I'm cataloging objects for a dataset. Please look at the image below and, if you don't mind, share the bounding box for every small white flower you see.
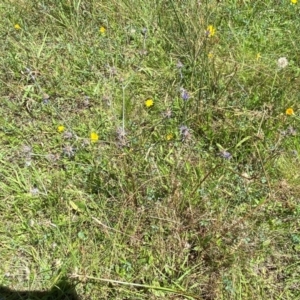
[63,131,73,139]
[28,219,35,227]
[22,145,32,154]
[129,28,136,35]
[177,60,183,68]
[30,187,39,196]
[25,158,32,167]
[277,57,288,69]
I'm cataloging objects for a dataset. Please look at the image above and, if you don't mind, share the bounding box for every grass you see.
[1,0,300,299]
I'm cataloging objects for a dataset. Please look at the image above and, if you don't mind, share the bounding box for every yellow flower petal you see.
[90,132,99,142]
[286,108,294,116]
[256,53,261,60]
[166,133,173,141]
[14,24,21,30]
[206,25,216,37]
[145,98,154,108]
[99,26,106,34]
[57,125,65,132]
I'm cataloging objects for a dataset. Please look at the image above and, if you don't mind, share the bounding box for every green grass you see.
[1,0,300,299]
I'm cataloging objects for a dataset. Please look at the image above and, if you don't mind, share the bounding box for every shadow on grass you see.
[0,278,79,300]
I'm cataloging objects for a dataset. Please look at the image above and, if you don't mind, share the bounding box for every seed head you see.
[63,145,75,157]
[277,57,288,69]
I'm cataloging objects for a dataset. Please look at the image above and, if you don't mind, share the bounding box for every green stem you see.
[72,274,203,300]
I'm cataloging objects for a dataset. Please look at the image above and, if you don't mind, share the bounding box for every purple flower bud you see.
[180,88,189,101]
[219,150,232,159]
[179,125,191,141]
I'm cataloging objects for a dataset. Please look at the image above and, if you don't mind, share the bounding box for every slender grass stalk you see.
[122,84,126,132]
[72,274,203,300]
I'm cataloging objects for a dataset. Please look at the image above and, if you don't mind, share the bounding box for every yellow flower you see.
[206,25,216,37]
[286,108,294,115]
[145,98,154,108]
[90,132,99,142]
[57,125,65,132]
[208,52,214,59]
[99,26,106,34]
[14,24,21,30]
[166,133,173,141]
[256,53,261,60]
[291,0,297,4]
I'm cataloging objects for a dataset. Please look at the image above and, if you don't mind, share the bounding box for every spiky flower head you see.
[145,98,154,108]
[63,145,75,157]
[180,88,190,101]
[162,108,172,119]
